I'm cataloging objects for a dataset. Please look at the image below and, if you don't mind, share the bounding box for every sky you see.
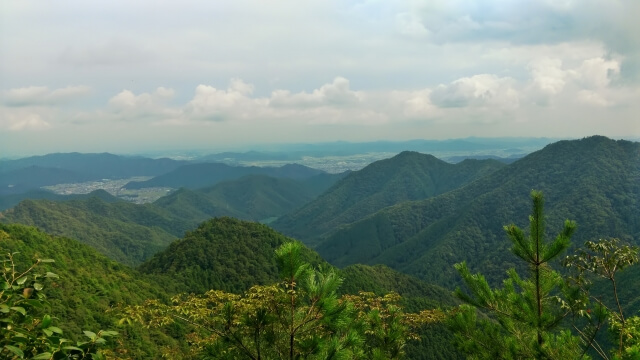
[1,0,639,156]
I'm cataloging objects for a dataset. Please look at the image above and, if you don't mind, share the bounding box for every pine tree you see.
[448,190,581,359]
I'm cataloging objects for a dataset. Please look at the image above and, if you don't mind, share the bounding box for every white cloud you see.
[185,80,264,122]
[395,12,430,38]
[108,87,178,120]
[572,57,621,89]
[0,107,52,131]
[269,77,361,108]
[3,86,91,107]
[400,89,439,118]
[430,74,519,110]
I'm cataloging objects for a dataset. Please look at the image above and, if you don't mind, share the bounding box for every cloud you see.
[0,107,52,131]
[3,86,91,107]
[430,74,519,109]
[108,87,178,120]
[395,12,430,38]
[269,77,361,108]
[572,57,621,89]
[185,79,263,122]
[525,55,623,107]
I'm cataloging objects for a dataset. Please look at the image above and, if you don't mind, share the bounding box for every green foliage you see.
[0,242,116,359]
[449,190,584,359]
[0,197,186,266]
[124,242,444,359]
[139,217,323,294]
[0,223,184,358]
[564,238,640,359]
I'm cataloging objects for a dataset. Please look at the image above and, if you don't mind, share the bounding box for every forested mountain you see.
[0,192,188,265]
[138,217,323,294]
[273,151,505,242]
[1,218,462,358]
[0,223,181,358]
[138,217,462,359]
[156,173,345,223]
[0,189,74,211]
[0,152,187,195]
[124,162,325,189]
[0,172,345,265]
[314,136,640,288]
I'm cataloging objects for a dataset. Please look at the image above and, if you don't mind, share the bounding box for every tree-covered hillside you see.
[0,171,345,265]
[156,174,335,223]
[0,193,189,265]
[315,136,640,288]
[1,217,463,359]
[137,217,462,359]
[0,223,181,358]
[138,217,323,294]
[273,151,505,242]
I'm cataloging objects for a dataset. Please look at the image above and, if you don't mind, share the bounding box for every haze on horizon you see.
[1,0,639,157]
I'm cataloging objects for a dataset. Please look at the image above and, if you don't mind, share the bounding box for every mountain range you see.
[273,151,506,243]
[307,136,640,288]
[0,135,638,358]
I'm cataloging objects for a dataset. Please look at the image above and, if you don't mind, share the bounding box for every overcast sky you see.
[1,0,639,156]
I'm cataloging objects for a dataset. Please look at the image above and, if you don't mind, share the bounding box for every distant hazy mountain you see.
[273,151,506,242]
[0,152,188,194]
[0,166,93,195]
[0,152,187,177]
[314,136,640,288]
[443,154,523,164]
[252,137,553,155]
[124,162,326,189]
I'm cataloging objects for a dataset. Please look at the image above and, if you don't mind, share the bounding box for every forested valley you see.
[1,136,639,359]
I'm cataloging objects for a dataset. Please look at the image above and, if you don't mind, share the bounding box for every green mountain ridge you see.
[156,173,344,223]
[273,151,506,242]
[314,136,640,288]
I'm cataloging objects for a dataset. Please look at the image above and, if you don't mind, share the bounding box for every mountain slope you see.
[316,136,640,287]
[0,193,188,265]
[0,171,345,265]
[155,175,321,223]
[124,162,325,189]
[138,217,326,294]
[139,217,462,359]
[273,151,505,242]
[0,223,181,358]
